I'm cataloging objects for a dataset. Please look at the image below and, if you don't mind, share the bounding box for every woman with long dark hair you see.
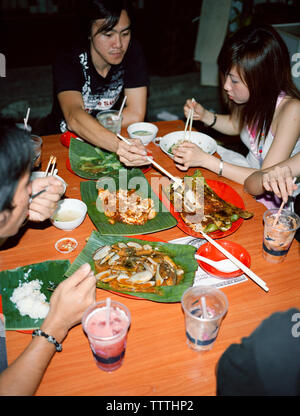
[174,24,300,207]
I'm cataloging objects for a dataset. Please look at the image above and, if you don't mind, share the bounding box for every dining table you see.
[1,119,300,397]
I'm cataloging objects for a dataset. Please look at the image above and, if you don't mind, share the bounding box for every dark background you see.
[0,0,299,76]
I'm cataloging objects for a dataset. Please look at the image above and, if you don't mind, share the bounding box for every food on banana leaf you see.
[97,188,157,225]
[93,241,184,293]
[78,150,123,175]
[169,170,253,233]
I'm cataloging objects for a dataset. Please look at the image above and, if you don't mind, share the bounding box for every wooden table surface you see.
[2,120,300,396]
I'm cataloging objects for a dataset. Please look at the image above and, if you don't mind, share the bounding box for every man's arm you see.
[0,264,96,396]
[121,86,147,128]
[58,90,120,152]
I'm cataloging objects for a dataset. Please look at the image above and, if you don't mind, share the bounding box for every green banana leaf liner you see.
[0,260,70,330]
[69,138,126,180]
[80,168,177,235]
[65,232,198,302]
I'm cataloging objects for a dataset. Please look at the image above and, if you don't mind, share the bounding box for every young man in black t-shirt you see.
[45,0,149,167]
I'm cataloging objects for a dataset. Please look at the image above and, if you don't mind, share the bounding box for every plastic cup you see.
[82,300,131,372]
[30,134,43,171]
[16,122,32,133]
[181,286,228,352]
[263,209,300,263]
[96,110,122,134]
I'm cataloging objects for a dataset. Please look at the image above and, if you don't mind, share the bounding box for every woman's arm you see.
[184,99,240,136]
[173,143,257,184]
[175,98,300,185]
[244,154,300,202]
[0,264,96,396]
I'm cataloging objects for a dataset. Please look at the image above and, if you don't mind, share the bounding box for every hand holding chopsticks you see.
[199,230,269,292]
[184,98,195,141]
[117,133,183,187]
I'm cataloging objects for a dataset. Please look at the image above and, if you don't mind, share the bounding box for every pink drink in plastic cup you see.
[82,300,131,372]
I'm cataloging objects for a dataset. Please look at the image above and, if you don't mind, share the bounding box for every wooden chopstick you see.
[44,155,57,177]
[117,133,183,187]
[188,106,194,141]
[184,109,191,141]
[50,157,57,176]
[199,230,269,292]
[44,155,54,177]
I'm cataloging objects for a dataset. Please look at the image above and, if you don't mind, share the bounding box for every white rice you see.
[10,280,50,319]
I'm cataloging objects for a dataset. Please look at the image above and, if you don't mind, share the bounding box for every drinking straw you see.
[105,297,111,327]
[201,296,209,319]
[118,96,127,119]
[272,201,285,227]
[24,107,31,130]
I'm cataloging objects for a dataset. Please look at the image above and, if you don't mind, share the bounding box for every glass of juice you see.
[82,299,131,372]
[263,209,300,263]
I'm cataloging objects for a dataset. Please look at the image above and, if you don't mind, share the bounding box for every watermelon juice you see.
[82,300,131,372]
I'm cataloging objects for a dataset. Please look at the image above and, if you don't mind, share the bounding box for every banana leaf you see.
[80,168,177,235]
[65,232,198,302]
[0,260,70,330]
[69,138,125,179]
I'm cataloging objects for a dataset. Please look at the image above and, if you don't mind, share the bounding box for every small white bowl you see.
[127,122,158,145]
[51,198,87,231]
[31,171,67,194]
[160,130,217,159]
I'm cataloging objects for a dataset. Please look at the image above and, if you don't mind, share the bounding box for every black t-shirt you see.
[217,308,300,396]
[45,38,149,134]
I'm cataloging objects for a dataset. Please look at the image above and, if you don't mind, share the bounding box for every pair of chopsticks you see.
[183,98,195,141]
[29,155,58,203]
[44,155,57,177]
[199,230,269,292]
[117,133,183,188]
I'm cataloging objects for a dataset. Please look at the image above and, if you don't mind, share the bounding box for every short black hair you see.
[0,121,33,212]
[78,0,134,38]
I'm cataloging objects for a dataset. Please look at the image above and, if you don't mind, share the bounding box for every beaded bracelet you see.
[205,112,217,128]
[32,329,62,352]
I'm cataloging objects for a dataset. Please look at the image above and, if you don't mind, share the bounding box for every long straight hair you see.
[218,24,300,142]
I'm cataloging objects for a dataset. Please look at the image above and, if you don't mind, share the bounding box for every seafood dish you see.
[93,241,185,293]
[169,170,253,234]
[97,188,157,225]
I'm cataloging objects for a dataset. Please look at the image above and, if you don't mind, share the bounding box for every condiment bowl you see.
[127,122,158,145]
[31,171,67,194]
[51,198,87,231]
